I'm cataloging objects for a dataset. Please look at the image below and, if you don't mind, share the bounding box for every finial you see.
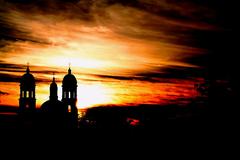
[68,63,71,74]
[52,72,55,82]
[26,62,30,74]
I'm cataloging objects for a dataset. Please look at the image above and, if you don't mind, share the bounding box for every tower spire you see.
[26,62,30,74]
[53,72,55,82]
[50,72,58,100]
[68,63,71,74]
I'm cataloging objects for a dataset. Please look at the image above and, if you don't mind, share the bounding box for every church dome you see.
[40,75,66,118]
[41,100,66,114]
[62,68,77,87]
[40,99,67,128]
[20,66,35,87]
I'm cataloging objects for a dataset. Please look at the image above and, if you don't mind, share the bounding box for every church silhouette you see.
[19,65,78,128]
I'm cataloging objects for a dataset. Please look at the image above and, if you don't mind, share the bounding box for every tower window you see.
[26,91,29,98]
[73,92,75,98]
[68,92,71,99]
[68,105,71,113]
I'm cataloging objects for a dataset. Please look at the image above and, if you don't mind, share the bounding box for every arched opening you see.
[68,92,71,99]
[73,92,75,98]
[68,105,71,113]
[64,92,66,98]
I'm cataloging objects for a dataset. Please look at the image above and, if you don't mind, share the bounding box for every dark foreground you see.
[0,96,238,129]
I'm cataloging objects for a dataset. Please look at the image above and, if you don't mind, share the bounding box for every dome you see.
[40,100,67,128]
[63,74,77,85]
[20,67,35,87]
[62,68,77,86]
[41,100,66,114]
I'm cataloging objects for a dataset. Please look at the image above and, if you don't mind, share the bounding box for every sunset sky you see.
[0,0,236,108]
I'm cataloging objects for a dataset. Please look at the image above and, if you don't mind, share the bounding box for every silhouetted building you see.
[40,75,66,127]
[41,75,66,114]
[18,65,79,128]
[19,65,36,113]
[62,67,78,127]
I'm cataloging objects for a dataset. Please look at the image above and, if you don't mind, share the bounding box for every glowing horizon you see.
[0,65,201,109]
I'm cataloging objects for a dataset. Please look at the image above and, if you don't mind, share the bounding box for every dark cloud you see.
[136,65,206,81]
[90,1,220,48]
[182,54,209,68]
[0,61,66,82]
[0,71,63,83]
[0,12,52,49]
[0,62,25,82]
[5,0,94,21]
[0,0,232,48]
[92,64,205,83]
[0,73,19,82]
[93,74,134,81]
[0,90,9,95]
[0,0,89,49]
[93,73,163,83]
[0,60,25,71]
[0,0,237,83]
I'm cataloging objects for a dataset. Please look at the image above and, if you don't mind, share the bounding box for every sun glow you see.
[76,83,113,109]
[50,57,105,69]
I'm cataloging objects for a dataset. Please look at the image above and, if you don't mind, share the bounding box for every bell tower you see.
[62,67,78,125]
[19,64,36,113]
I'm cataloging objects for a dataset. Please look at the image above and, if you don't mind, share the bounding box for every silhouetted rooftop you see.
[62,68,77,86]
[41,100,65,114]
[20,66,35,87]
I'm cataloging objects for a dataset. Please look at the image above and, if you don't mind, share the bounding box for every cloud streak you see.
[0,90,9,95]
[0,0,234,80]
